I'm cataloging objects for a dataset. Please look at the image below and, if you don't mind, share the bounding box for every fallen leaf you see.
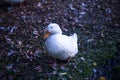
[99,76,106,80]
[34,66,42,72]
[59,72,67,76]
[93,62,97,66]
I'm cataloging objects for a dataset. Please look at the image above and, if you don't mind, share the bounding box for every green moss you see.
[88,41,117,65]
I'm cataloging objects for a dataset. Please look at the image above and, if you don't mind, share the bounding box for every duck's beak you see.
[43,31,50,39]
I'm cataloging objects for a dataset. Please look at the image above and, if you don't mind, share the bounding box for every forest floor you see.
[0,0,120,80]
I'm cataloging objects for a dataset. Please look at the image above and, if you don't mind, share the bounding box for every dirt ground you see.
[0,0,119,80]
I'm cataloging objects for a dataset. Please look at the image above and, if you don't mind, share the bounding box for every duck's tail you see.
[71,33,77,42]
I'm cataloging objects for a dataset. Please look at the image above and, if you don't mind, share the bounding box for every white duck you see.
[3,0,25,4]
[44,23,78,63]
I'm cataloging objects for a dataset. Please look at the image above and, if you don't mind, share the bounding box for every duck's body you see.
[45,33,78,60]
[3,0,25,4]
[44,23,78,62]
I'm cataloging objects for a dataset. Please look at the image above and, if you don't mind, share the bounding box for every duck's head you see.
[44,23,62,39]
[47,23,62,34]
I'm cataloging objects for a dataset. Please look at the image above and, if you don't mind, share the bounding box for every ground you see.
[0,0,120,80]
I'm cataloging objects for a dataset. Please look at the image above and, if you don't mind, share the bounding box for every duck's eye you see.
[51,26,53,28]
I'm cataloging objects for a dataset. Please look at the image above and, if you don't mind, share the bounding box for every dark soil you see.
[0,0,119,80]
